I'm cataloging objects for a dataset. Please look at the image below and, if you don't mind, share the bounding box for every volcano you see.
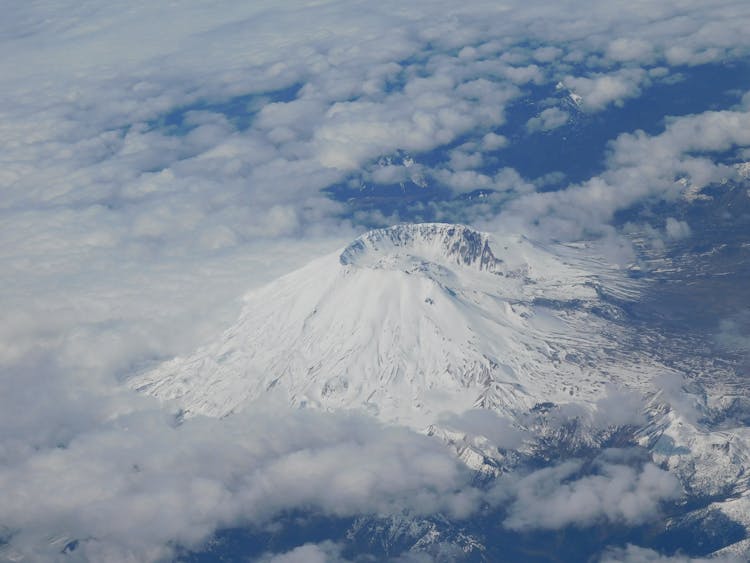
[131,223,659,426]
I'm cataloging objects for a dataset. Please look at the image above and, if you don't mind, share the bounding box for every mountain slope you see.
[131,223,661,426]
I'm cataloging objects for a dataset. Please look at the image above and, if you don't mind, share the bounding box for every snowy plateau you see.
[132,223,750,558]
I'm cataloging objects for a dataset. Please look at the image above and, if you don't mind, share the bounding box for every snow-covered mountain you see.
[131,223,664,427]
[130,222,750,558]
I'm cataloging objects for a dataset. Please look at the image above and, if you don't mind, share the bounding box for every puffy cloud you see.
[599,544,741,563]
[497,105,750,246]
[563,69,650,112]
[665,217,692,240]
[715,310,750,354]
[2,0,750,282]
[0,391,482,561]
[499,455,681,531]
[592,385,647,429]
[432,166,535,195]
[259,542,347,563]
[606,38,654,63]
[526,107,570,132]
[533,46,563,63]
[652,373,703,425]
[0,231,349,380]
[448,146,485,171]
[481,132,509,150]
[3,1,750,560]
[259,541,465,563]
[438,409,528,450]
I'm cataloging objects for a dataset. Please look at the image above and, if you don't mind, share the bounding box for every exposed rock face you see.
[340,223,502,272]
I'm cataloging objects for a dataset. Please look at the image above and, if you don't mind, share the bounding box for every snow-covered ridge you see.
[131,223,663,427]
[340,223,501,272]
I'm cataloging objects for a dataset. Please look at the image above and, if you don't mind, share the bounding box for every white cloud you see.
[606,38,654,63]
[563,69,649,112]
[653,373,703,426]
[665,217,691,240]
[2,0,750,275]
[3,1,750,559]
[526,107,570,132]
[481,132,509,150]
[497,104,750,246]
[499,457,681,531]
[592,386,647,429]
[716,311,750,354]
[533,46,563,63]
[448,146,484,170]
[600,544,741,563]
[0,394,482,561]
[438,409,528,450]
[432,166,535,195]
[260,542,347,563]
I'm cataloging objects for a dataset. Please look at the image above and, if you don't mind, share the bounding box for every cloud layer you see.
[499,455,681,531]
[0,394,481,561]
[3,1,750,561]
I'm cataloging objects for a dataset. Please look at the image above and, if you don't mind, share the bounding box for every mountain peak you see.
[339,223,501,271]
[131,222,656,426]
